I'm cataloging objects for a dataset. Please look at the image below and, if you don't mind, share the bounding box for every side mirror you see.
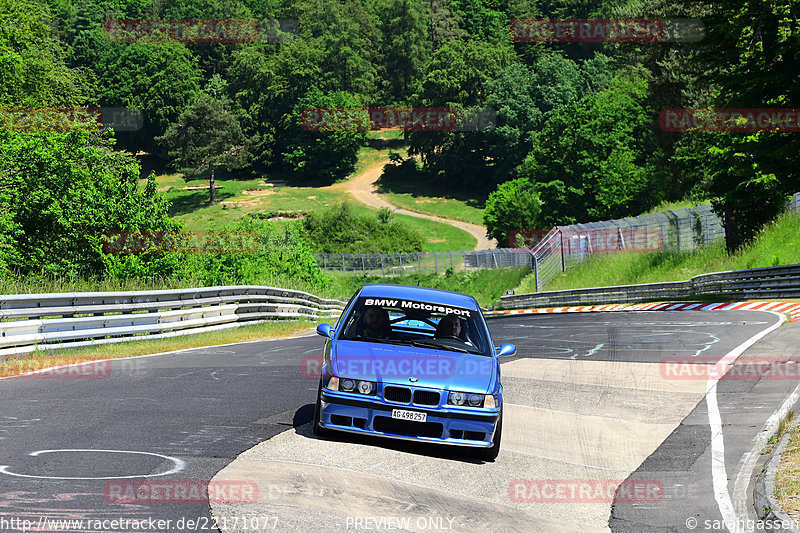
[495,343,516,357]
[316,323,334,339]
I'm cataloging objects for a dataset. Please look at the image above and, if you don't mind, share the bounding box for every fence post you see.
[417,253,421,274]
[434,253,438,274]
[323,254,327,269]
[341,254,345,273]
[361,255,365,274]
[533,255,539,292]
[560,230,565,272]
[449,251,453,269]
[380,255,384,277]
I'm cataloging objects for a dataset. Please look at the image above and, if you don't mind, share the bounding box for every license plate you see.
[391,409,427,422]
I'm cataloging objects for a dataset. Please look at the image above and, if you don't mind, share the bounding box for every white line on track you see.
[705,311,785,533]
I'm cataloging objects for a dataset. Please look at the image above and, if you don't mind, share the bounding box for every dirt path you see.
[330,158,497,250]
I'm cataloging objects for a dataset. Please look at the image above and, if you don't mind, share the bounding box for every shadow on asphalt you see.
[291,404,489,464]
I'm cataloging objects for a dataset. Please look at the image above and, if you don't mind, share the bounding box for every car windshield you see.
[338,296,491,356]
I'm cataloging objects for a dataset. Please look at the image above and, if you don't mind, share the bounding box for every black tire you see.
[480,407,503,462]
[313,381,330,437]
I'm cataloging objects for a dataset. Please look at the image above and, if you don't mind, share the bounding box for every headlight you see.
[468,394,483,407]
[449,391,466,406]
[333,377,377,396]
[448,391,494,408]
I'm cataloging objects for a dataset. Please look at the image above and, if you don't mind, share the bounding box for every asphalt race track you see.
[1,311,797,533]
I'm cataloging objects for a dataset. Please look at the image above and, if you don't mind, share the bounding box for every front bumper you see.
[319,390,500,447]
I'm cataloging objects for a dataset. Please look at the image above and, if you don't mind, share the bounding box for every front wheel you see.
[480,407,502,462]
[313,381,330,437]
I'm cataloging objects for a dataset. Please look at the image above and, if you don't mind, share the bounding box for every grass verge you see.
[0,319,317,378]
[516,211,800,293]
[774,415,800,525]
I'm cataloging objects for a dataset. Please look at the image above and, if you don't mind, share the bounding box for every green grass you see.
[322,267,530,309]
[375,159,486,225]
[515,211,800,293]
[144,142,477,251]
[643,197,711,214]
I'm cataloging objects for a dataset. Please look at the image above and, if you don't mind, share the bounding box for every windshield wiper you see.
[410,339,468,353]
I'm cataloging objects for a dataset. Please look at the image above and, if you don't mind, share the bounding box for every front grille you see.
[383,386,412,403]
[373,417,444,438]
[413,390,440,406]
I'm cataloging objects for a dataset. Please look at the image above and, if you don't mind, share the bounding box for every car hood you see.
[332,340,495,393]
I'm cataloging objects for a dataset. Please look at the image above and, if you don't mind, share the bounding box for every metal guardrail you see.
[0,286,345,358]
[500,263,800,309]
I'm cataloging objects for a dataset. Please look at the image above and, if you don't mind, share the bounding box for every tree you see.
[0,0,94,107]
[674,0,800,250]
[377,0,429,102]
[0,129,177,276]
[280,87,368,183]
[521,72,665,225]
[483,177,542,246]
[157,77,251,204]
[95,42,202,151]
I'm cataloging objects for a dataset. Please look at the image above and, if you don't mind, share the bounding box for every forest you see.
[0,0,798,283]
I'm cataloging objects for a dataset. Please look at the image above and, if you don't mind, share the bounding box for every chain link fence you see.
[315,193,800,284]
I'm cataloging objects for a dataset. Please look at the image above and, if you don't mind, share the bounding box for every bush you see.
[303,202,424,253]
[186,218,328,289]
[483,178,542,246]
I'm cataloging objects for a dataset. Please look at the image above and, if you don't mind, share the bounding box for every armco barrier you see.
[500,263,800,309]
[0,286,345,358]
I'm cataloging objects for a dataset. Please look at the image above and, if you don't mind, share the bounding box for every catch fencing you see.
[500,263,800,309]
[314,249,535,276]
[315,193,800,288]
[0,286,345,358]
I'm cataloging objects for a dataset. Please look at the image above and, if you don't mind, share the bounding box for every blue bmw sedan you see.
[313,284,516,461]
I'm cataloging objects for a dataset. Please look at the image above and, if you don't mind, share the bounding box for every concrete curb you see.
[485,300,800,322]
[754,417,800,531]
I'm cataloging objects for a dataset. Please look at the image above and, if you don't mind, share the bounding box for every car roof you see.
[358,284,479,310]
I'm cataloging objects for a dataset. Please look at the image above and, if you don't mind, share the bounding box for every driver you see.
[361,306,391,339]
[434,314,462,339]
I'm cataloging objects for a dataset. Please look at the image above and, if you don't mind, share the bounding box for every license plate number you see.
[391,409,427,422]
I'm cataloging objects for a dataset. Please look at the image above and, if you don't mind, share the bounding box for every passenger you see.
[434,314,462,339]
